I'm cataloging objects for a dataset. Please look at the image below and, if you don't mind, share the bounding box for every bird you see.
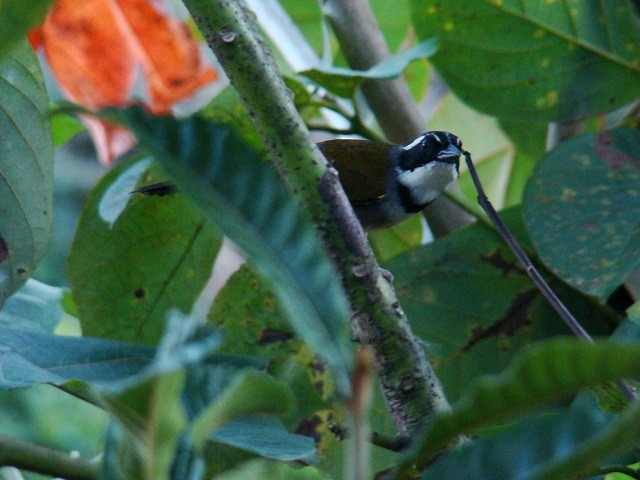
[317,130,462,230]
[132,131,462,230]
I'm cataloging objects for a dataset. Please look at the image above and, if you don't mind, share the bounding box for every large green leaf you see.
[0,1,53,58]
[68,155,221,344]
[410,0,640,122]
[421,394,626,480]
[0,42,53,303]
[385,207,615,400]
[299,39,437,98]
[523,128,640,300]
[400,340,640,472]
[98,107,353,395]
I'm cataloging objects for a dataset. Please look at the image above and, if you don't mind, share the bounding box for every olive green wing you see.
[318,139,392,205]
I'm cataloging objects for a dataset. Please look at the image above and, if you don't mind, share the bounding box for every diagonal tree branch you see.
[182,0,451,435]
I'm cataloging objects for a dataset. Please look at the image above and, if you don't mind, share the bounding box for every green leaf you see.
[50,113,85,147]
[210,264,301,357]
[209,415,316,462]
[410,0,640,122]
[98,107,353,396]
[523,128,640,299]
[385,207,615,400]
[0,41,54,302]
[299,38,437,97]
[67,155,221,344]
[0,279,64,332]
[401,339,640,472]
[421,394,622,480]
[190,372,294,449]
[212,459,327,480]
[0,1,53,58]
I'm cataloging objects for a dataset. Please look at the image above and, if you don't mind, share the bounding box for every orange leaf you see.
[115,0,218,114]
[33,0,218,162]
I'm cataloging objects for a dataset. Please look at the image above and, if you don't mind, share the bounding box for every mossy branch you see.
[182,0,451,435]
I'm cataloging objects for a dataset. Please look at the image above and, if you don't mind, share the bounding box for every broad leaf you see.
[401,340,640,472]
[385,207,615,400]
[410,0,640,121]
[68,155,221,344]
[0,1,53,58]
[299,39,437,97]
[421,394,625,480]
[98,108,353,395]
[523,129,640,299]
[0,42,53,303]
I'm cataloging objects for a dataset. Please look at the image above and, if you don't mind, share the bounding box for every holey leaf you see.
[95,108,354,396]
[410,0,640,122]
[0,41,53,303]
[523,129,640,300]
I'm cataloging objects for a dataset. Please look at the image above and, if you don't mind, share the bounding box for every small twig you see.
[463,150,638,403]
[0,436,99,480]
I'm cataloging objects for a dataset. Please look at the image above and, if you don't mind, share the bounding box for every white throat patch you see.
[396,161,458,205]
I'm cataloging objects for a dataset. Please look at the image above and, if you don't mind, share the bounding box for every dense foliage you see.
[0,1,639,479]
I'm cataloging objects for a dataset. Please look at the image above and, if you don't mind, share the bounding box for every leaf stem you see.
[0,436,99,480]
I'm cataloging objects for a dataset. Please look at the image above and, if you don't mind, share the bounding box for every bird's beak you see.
[437,144,462,164]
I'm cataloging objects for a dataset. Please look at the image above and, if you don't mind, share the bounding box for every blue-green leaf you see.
[523,129,640,299]
[299,38,437,97]
[0,41,53,302]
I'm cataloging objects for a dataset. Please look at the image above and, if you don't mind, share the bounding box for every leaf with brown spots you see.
[524,129,640,300]
[385,207,617,401]
[411,0,640,121]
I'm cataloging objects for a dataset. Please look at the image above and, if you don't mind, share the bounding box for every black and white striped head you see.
[395,131,462,208]
[398,131,462,172]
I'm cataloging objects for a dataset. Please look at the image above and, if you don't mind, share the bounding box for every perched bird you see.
[132,131,462,230]
[318,131,462,230]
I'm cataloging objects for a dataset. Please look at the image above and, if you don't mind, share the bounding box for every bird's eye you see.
[420,135,444,160]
